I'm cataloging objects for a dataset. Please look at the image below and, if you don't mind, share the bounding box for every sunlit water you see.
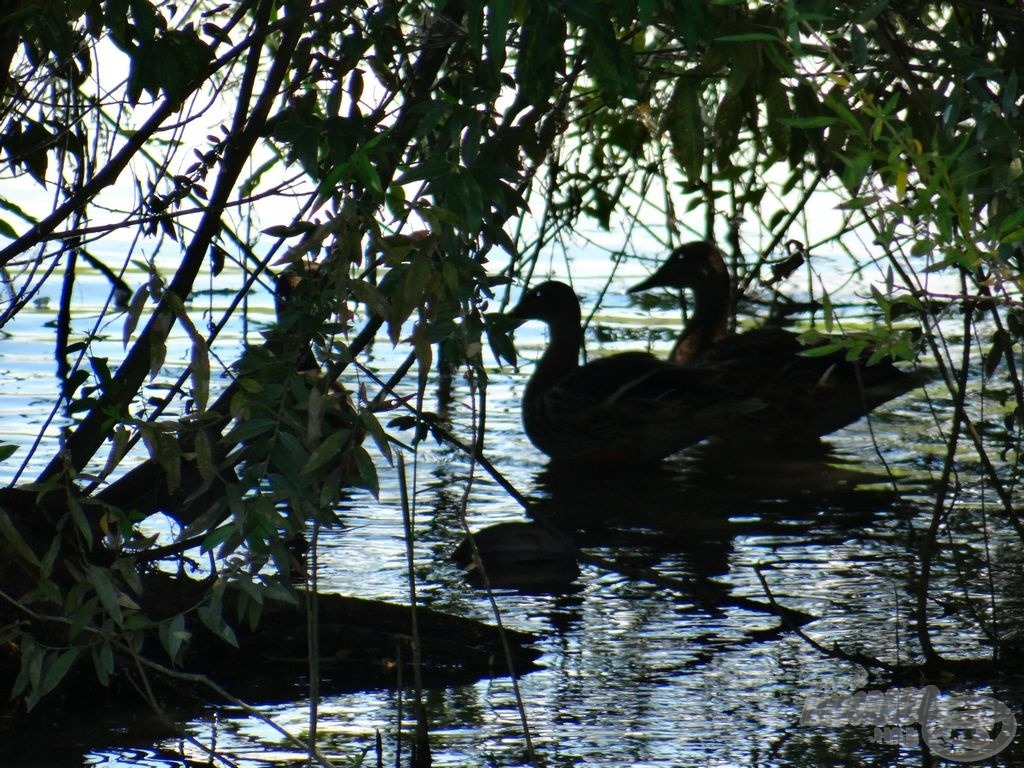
[2,249,1022,767]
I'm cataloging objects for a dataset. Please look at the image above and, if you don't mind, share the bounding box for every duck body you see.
[454,521,580,591]
[629,241,922,446]
[509,281,753,465]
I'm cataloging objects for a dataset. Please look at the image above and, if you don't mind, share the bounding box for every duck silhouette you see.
[509,280,758,464]
[628,241,923,446]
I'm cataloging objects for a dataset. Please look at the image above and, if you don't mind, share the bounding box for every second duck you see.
[628,241,923,446]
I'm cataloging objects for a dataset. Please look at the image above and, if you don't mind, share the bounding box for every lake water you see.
[1,245,1022,767]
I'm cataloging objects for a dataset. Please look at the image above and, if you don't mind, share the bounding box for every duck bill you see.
[507,303,529,322]
[627,272,667,294]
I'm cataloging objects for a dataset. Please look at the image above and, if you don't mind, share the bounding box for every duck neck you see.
[530,314,584,393]
[670,278,730,364]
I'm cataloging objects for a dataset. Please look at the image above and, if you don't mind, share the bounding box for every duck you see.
[453,521,580,591]
[627,241,922,445]
[508,280,757,465]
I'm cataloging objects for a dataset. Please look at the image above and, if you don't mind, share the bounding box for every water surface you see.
[1,254,1020,767]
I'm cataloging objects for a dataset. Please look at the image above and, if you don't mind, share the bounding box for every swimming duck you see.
[508,281,755,464]
[628,241,922,444]
[454,521,580,591]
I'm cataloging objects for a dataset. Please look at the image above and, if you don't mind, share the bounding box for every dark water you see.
[1,260,1022,766]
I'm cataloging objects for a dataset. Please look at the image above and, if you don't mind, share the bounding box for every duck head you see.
[627,241,731,365]
[628,240,727,294]
[508,280,582,326]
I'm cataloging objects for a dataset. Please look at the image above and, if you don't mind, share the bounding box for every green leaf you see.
[486,0,511,74]
[112,556,143,598]
[38,648,80,702]
[169,301,210,411]
[198,603,239,648]
[274,430,308,477]
[762,73,793,154]
[68,595,98,641]
[319,133,387,199]
[350,150,384,200]
[230,572,266,608]
[158,613,190,663]
[445,168,484,230]
[194,427,216,483]
[12,635,39,700]
[148,312,170,377]
[0,196,36,227]
[485,312,519,367]
[68,496,93,550]
[359,410,395,465]
[122,285,148,347]
[516,1,566,106]
[39,533,61,580]
[566,3,637,100]
[129,0,161,42]
[348,446,379,497]
[0,509,41,567]
[715,32,780,42]
[140,428,181,494]
[157,30,213,103]
[798,340,848,358]
[127,28,212,105]
[779,116,838,128]
[302,429,351,478]
[666,77,705,183]
[24,647,80,709]
[92,641,114,686]
[997,206,1024,238]
[395,157,451,186]
[855,0,892,23]
[223,417,277,444]
[88,564,124,626]
[201,523,238,553]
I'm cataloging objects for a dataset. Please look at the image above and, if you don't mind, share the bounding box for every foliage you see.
[0,0,1022,717]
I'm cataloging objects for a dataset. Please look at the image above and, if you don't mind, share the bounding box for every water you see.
[1,252,1022,766]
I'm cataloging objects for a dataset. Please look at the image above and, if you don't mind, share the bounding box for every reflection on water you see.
[3,269,1023,767]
